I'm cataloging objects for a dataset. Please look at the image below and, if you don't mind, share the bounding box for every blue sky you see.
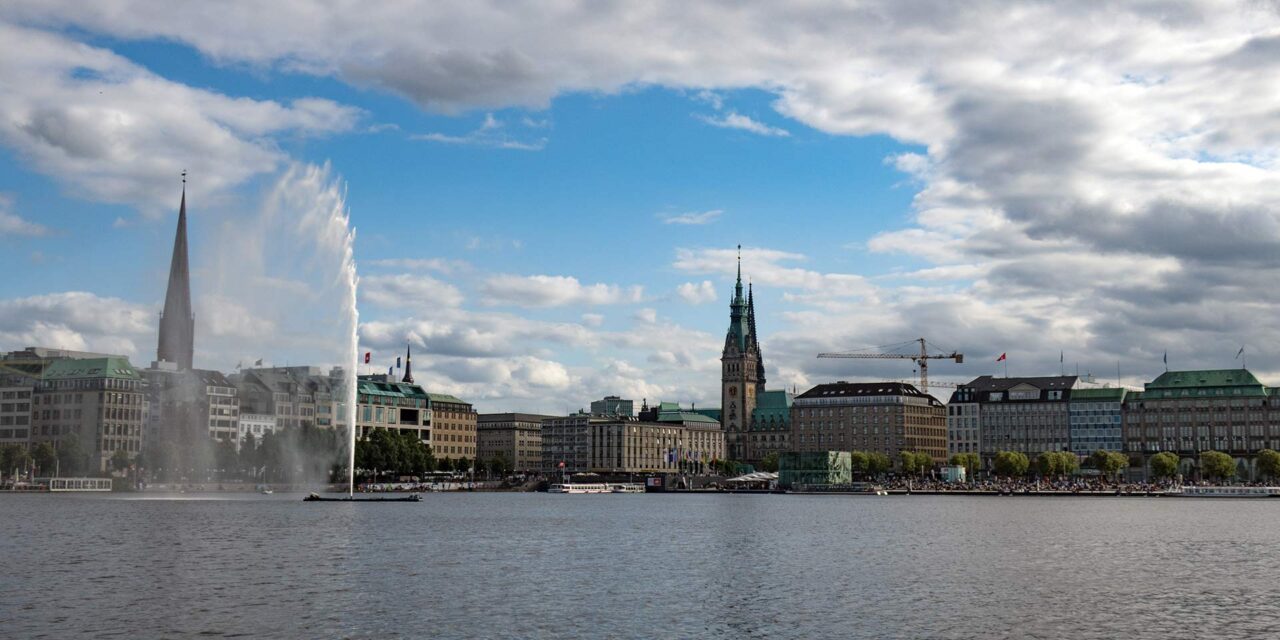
[4,3,1280,411]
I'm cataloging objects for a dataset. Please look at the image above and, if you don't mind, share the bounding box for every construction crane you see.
[817,338,963,391]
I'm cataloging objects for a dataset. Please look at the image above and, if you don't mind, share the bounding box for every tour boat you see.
[547,483,610,494]
[609,483,645,493]
[1167,486,1280,498]
[303,492,421,502]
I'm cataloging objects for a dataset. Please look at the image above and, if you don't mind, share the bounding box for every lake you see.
[3,492,1279,639]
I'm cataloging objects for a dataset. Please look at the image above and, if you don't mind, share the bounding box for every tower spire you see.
[157,171,194,370]
[401,343,414,384]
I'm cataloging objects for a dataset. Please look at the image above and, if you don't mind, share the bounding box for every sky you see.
[3,2,1280,413]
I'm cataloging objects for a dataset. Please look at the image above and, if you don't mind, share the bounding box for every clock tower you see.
[721,246,765,461]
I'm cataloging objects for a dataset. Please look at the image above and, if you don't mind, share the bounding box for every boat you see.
[303,492,421,502]
[547,483,610,494]
[609,483,645,493]
[259,488,273,495]
[1166,486,1280,498]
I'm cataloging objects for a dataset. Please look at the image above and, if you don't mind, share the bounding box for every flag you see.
[235,362,242,370]
[363,352,371,364]
[996,353,1007,362]
[388,366,393,376]
[1236,346,1245,359]
[1163,351,1167,364]
[254,358,263,366]
[1059,351,1063,363]
[396,356,401,368]
[558,461,565,468]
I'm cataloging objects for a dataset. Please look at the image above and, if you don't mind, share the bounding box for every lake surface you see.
[3,492,1280,639]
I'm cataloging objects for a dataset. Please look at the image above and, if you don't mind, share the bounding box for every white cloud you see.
[676,280,718,304]
[412,113,546,150]
[361,273,464,309]
[0,23,361,212]
[0,291,153,359]
[675,246,875,301]
[0,194,49,236]
[580,313,604,328]
[480,274,643,307]
[659,209,722,225]
[695,112,789,137]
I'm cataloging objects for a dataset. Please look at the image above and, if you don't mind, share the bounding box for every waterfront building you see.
[145,366,240,453]
[586,418,722,474]
[1068,387,1126,457]
[355,375,430,443]
[590,395,634,418]
[234,366,343,432]
[1122,369,1280,480]
[746,389,793,462]
[946,392,981,456]
[427,392,476,461]
[954,376,1077,467]
[477,413,555,472]
[792,382,947,461]
[32,356,146,472]
[156,181,194,371]
[778,451,852,489]
[720,251,764,461]
[237,413,278,448]
[541,412,598,473]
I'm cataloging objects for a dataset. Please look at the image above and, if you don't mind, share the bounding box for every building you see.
[238,413,278,448]
[590,396,633,418]
[542,411,724,475]
[32,356,146,472]
[951,376,1077,466]
[541,412,597,473]
[746,389,793,461]
[156,181,194,371]
[234,366,343,432]
[792,382,947,461]
[1122,369,1280,480]
[1068,387,1126,457]
[144,366,241,462]
[355,375,430,443]
[428,393,477,461]
[477,413,555,472]
[778,451,852,489]
[720,251,765,461]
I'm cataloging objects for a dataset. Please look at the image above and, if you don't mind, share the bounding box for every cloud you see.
[659,209,723,225]
[0,291,154,358]
[675,246,875,300]
[480,274,643,307]
[361,273,465,309]
[411,112,546,150]
[366,257,470,274]
[694,112,789,137]
[0,194,49,236]
[0,23,361,212]
[676,280,718,304]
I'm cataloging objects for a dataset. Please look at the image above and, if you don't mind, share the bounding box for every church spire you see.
[157,171,194,370]
[401,343,414,384]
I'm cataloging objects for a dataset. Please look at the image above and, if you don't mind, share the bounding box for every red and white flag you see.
[363,351,371,364]
[996,352,1007,362]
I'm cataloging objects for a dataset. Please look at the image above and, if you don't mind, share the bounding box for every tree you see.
[1058,452,1080,476]
[437,457,453,472]
[868,452,892,477]
[1256,449,1280,481]
[850,451,870,476]
[759,452,779,473]
[913,452,934,477]
[1036,451,1061,477]
[899,450,920,475]
[215,438,239,480]
[1,444,31,478]
[110,449,131,474]
[31,442,56,475]
[1149,451,1180,479]
[56,438,85,476]
[1200,450,1235,481]
[949,453,980,477]
[992,451,1030,478]
[489,453,513,478]
[1088,450,1128,483]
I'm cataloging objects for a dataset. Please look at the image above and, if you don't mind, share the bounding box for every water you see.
[3,493,1280,639]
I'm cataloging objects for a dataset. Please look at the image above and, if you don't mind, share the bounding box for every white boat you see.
[1169,486,1280,498]
[609,483,645,493]
[548,483,610,494]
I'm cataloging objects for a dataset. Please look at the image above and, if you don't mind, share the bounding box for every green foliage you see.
[109,449,131,474]
[489,453,513,477]
[849,451,870,476]
[0,444,31,476]
[867,452,892,476]
[1199,450,1236,480]
[1256,449,1280,480]
[31,442,56,474]
[949,453,981,474]
[1059,452,1080,475]
[992,451,1030,477]
[1087,450,1129,481]
[437,457,453,472]
[355,429,435,479]
[899,450,920,474]
[55,438,85,476]
[759,452,780,473]
[1149,451,1181,479]
[1035,451,1079,477]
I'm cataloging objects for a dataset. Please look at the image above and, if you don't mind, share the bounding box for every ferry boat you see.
[547,483,610,494]
[1169,486,1280,498]
[609,483,645,493]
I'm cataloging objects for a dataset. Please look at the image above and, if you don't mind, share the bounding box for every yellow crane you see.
[817,337,963,391]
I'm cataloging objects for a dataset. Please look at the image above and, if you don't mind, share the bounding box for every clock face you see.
[729,386,738,397]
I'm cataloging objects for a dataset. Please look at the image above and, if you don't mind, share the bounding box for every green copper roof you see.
[357,378,428,399]
[1146,369,1262,389]
[41,357,142,381]
[656,410,719,424]
[426,392,471,406]
[1068,387,1127,401]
